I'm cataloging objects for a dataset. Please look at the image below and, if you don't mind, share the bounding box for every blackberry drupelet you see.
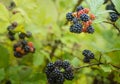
[70,23,83,33]
[110,12,118,22]
[62,60,70,69]
[66,12,74,21]
[63,72,74,80]
[86,26,94,34]
[80,14,89,22]
[76,6,84,12]
[72,17,79,24]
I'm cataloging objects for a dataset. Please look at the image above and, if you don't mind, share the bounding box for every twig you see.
[103,21,120,35]
[75,62,103,71]
[72,0,84,12]
[110,63,120,69]
[50,40,61,59]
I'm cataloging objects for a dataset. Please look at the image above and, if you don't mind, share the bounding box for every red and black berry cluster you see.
[7,22,35,58]
[13,40,35,58]
[82,49,94,63]
[45,60,74,84]
[66,6,96,34]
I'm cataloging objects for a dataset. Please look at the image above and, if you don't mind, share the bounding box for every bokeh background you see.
[0,0,120,84]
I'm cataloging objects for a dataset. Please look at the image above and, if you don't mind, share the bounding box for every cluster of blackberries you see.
[7,22,35,58]
[45,60,74,84]
[66,6,96,34]
[7,22,18,41]
[7,22,32,41]
[106,2,120,22]
[82,49,94,63]
[13,40,35,58]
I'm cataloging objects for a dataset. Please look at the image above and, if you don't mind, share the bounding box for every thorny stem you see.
[103,21,120,35]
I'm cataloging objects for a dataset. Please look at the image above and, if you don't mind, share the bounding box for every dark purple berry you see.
[14,52,22,58]
[76,6,84,12]
[62,61,70,69]
[66,12,74,21]
[80,14,89,22]
[83,57,90,63]
[19,33,26,39]
[110,13,118,22]
[86,26,94,34]
[70,23,83,33]
[24,46,30,52]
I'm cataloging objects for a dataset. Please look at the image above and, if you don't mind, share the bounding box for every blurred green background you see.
[0,0,120,84]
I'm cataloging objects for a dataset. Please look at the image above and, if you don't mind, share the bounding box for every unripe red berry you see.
[90,14,96,20]
[83,8,90,14]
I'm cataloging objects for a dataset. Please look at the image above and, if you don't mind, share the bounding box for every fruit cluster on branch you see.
[66,6,96,34]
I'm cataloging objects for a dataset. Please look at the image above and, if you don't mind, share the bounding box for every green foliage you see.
[0,0,120,84]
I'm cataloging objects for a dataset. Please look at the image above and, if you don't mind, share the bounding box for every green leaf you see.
[0,45,9,68]
[0,3,9,21]
[112,0,120,13]
[71,57,80,67]
[100,64,112,72]
[103,55,112,63]
[0,68,5,80]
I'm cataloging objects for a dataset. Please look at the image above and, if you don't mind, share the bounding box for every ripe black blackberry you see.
[19,33,26,39]
[63,71,74,80]
[82,49,95,60]
[76,6,84,12]
[8,34,15,41]
[47,62,55,71]
[24,46,30,52]
[14,51,22,58]
[86,26,94,34]
[62,60,70,69]
[66,12,74,21]
[7,25,14,31]
[106,4,115,11]
[70,23,83,33]
[80,14,89,22]
[21,40,27,46]
[110,13,118,22]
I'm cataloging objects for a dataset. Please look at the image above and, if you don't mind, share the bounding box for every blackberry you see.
[62,61,70,69]
[72,17,79,24]
[7,25,14,31]
[70,23,83,33]
[89,53,94,59]
[76,6,84,12]
[19,33,26,39]
[8,31,15,35]
[80,14,89,22]
[110,13,118,22]
[86,26,94,34]
[24,46,30,52]
[83,57,90,63]
[8,35,15,41]
[54,60,63,67]
[21,40,27,46]
[46,63,55,71]
[63,72,74,80]
[66,12,74,21]
[82,49,95,59]
[82,49,91,57]
[14,52,22,58]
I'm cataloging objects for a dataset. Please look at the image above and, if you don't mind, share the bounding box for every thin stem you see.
[103,21,120,35]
